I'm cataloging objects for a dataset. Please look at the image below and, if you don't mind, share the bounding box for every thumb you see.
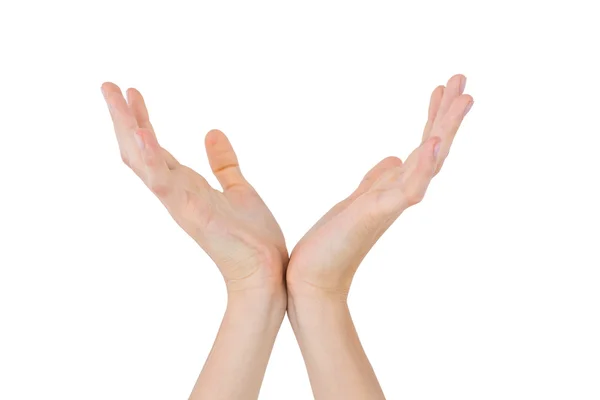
[373,136,440,215]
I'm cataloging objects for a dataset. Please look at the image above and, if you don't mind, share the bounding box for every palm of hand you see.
[288,74,473,295]
[178,165,288,286]
[102,83,287,289]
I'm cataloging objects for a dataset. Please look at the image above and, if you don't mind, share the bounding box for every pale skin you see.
[101,73,473,399]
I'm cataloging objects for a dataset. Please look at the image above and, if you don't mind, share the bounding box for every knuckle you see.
[120,152,130,168]
[144,153,157,168]
[121,151,143,174]
[404,189,424,207]
[402,187,423,208]
[148,180,170,197]
[129,161,143,175]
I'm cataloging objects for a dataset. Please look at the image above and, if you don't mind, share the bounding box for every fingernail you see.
[102,88,113,111]
[464,101,474,117]
[433,140,441,158]
[459,76,466,94]
[134,130,145,149]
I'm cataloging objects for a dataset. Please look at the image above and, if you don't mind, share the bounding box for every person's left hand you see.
[286,74,474,299]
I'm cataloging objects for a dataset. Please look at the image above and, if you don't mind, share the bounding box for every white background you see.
[1,1,599,399]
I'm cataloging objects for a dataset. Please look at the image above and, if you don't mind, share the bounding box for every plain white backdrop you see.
[1,1,599,399]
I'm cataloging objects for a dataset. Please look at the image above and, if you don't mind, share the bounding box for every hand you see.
[287,74,473,298]
[101,83,288,292]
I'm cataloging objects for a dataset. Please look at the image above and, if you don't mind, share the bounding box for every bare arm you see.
[286,74,473,399]
[287,288,385,399]
[190,287,286,400]
[101,83,289,400]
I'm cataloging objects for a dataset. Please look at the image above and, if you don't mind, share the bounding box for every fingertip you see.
[102,82,123,94]
[459,75,467,94]
[455,94,474,117]
[464,98,474,117]
[128,87,144,101]
[450,73,466,82]
[448,74,465,91]
[431,85,445,103]
[126,87,140,98]
[100,81,111,91]
[380,156,404,168]
[100,82,111,99]
[205,129,225,146]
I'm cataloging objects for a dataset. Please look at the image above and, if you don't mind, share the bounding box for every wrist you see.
[223,255,286,295]
[226,283,287,320]
[286,286,352,343]
[287,282,349,326]
[287,279,349,305]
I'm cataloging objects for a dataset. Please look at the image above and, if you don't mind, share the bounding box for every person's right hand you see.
[101,83,288,293]
[287,74,473,298]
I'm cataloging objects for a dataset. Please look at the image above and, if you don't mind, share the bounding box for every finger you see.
[371,136,440,214]
[124,87,181,170]
[101,82,143,169]
[134,127,178,202]
[126,87,154,131]
[161,148,180,170]
[400,136,440,199]
[352,156,403,198]
[421,85,445,143]
[431,94,474,176]
[329,141,438,267]
[331,139,439,266]
[205,129,248,191]
[310,156,404,233]
[434,74,466,123]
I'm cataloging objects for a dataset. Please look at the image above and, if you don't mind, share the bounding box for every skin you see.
[101,83,288,400]
[101,73,473,400]
[286,73,473,399]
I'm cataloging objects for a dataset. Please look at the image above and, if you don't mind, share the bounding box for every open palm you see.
[288,74,473,295]
[101,83,287,290]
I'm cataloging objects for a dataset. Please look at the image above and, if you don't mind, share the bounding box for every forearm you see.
[189,285,286,400]
[287,286,386,400]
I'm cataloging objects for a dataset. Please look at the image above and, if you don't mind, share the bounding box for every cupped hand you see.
[101,83,288,292]
[287,74,473,298]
